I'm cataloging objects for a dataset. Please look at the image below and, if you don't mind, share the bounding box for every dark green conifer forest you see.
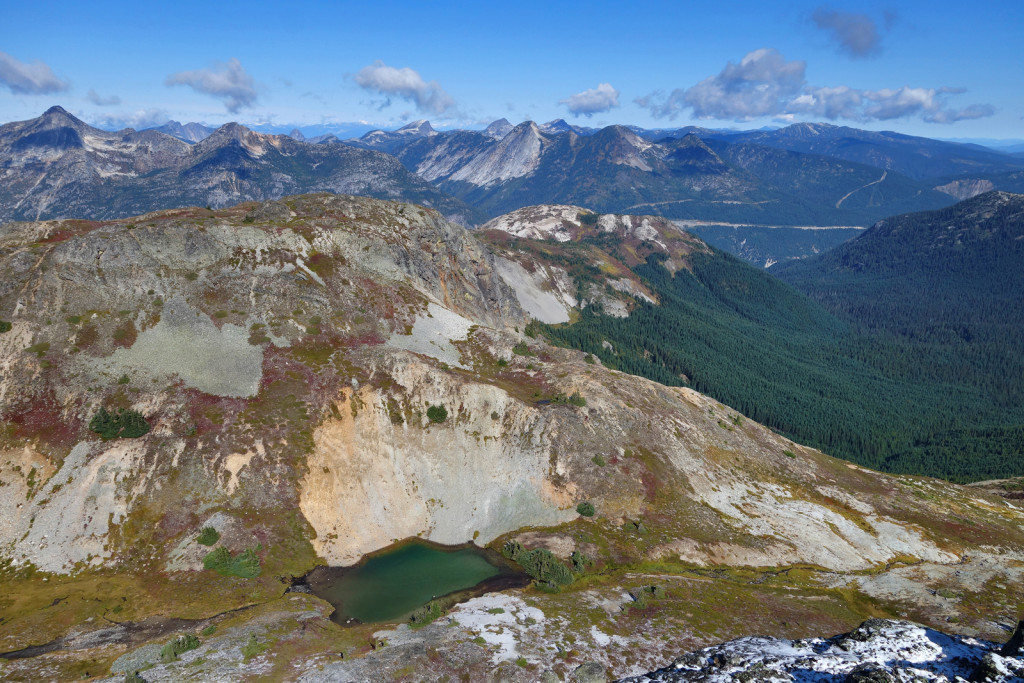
[540,193,1024,482]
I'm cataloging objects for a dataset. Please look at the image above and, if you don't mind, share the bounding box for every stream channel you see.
[302,538,527,625]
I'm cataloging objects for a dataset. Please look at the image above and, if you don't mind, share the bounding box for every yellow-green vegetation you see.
[202,547,262,578]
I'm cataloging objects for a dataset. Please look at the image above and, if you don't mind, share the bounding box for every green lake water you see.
[307,541,516,623]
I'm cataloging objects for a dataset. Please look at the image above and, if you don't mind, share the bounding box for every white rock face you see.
[388,302,475,368]
[0,441,144,572]
[448,122,550,186]
[482,204,586,241]
[493,257,574,324]
[93,297,264,398]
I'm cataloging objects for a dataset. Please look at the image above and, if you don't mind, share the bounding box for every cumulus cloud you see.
[560,83,619,117]
[91,108,170,131]
[0,51,69,94]
[353,61,456,116]
[812,8,885,58]
[636,48,994,125]
[685,49,805,120]
[166,58,257,113]
[86,89,121,106]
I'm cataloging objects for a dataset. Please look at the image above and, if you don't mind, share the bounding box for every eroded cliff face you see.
[300,371,574,565]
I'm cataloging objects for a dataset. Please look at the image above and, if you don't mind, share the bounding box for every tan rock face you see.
[300,362,576,565]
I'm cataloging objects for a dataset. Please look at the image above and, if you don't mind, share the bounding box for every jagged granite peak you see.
[289,128,306,141]
[145,120,215,143]
[483,117,513,138]
[445,120,552,186]
[345,119,439,154]
[396,119,435,135]
[540,118,575,135]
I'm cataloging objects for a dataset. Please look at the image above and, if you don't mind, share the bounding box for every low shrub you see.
[576,501,595,517]
[196,527,220,546]
[0,321,11,334]
[570,550,592,574]
[409,600,443,627]
[426,404,448,424]
[512,342,533,356]
[517,548,574,588]
[160,634,200,662]
[240,633,263,660]
[89,407,150,440]
[502,539,525,561]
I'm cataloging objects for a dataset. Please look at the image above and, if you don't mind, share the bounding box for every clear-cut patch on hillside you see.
[93,298,263,398]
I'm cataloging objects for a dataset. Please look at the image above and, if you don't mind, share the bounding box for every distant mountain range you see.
[4,107,1023,233]
[0,106,482,224]
[705,122,1024,180]
[385,121,960,225]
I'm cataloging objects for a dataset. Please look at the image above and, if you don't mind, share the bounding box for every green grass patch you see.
[202,547,262,579]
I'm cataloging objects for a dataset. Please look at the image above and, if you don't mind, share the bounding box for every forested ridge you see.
[538,192,1024,483]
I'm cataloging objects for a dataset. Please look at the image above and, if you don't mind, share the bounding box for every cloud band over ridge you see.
[636,49,994,125]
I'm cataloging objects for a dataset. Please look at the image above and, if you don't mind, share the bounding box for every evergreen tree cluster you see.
[88,407,151,440]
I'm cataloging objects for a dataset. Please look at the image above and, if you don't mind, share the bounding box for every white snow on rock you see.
[619,619,1024,682]
[444,593,546,664]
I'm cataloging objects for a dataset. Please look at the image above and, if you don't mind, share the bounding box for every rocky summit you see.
[0,194,1023,681]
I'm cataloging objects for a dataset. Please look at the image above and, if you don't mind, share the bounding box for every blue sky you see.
[1,0,1021,139]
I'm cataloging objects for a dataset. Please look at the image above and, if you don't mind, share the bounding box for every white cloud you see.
[166,58,257,113]
[353,61,456,116]
[560,83,619,117]
[0,51,69,94]
[684,49,805,120]
[86,89,121,106]
[636,48,994,125]
[812,8,885,58]
[92,108,170,131]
